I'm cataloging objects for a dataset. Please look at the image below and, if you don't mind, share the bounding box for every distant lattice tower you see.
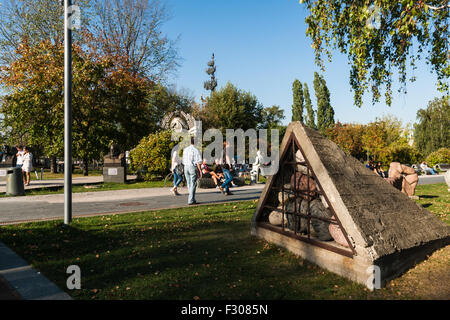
[252,121,450,289]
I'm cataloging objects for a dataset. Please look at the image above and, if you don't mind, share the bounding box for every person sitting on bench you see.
[201,159,222,187]
[420,161,437,175]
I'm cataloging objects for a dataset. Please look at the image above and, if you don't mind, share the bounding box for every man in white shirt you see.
[15,145,24,168]
[182,136,203,205]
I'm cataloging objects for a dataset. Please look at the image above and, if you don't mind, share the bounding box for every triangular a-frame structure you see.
[252,122,450,288]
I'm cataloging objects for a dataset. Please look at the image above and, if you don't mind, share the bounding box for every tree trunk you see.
[50,156,57,174]
[83,158,89,176]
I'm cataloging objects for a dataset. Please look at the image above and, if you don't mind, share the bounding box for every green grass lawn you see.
[414,183,450,224]
[29,169,103,181]
[0,184,448,300]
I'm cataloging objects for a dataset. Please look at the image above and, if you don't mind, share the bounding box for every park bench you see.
[411,164,423,174]
[411,164,434,175]
[434,163,450,172]
[198,176,246,189]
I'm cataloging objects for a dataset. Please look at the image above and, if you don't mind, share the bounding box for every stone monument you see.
[252,122,450,289]
[161,110,201,136]
[102,143,127,183]
[385,162,419,198]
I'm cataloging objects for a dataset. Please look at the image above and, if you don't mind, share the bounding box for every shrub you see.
[425,148,450,167]
[326,122,365,159]
[377,144,422,166]
[129,130,175,180]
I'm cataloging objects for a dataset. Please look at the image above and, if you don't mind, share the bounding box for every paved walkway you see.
[0,184,265,225]
[417,174,445,185]
[0,242,71,300]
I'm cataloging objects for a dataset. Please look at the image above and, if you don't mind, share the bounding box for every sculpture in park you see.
[102,143,126,183]
[104,143,125,167]
[385,162,419,197]
[161,111,200,136]
[170,116,188,132]
[252,121,449,289]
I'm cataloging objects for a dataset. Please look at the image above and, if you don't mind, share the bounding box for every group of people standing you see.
[15,145,34,186]
[170,137,235,205]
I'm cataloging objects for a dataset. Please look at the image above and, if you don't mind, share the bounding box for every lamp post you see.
[64,0,73,225]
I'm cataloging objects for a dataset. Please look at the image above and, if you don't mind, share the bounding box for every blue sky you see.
[162,0,446,126]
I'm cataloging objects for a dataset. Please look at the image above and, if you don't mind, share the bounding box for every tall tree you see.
[258,105,287,152]
[0,39,163,175]
[0,0,179,80]
[204,53,218,93]
[314,72,334,134]
[91,0,179,79]
[0,0,90,64]
[314,73,326,133]
[0,40,107,175]
[323,82,335,129]
[414,96,450,155]
[259,105,285,130]
[0,40,65,167]
[303,83,316,129]
[291,79,304,122]
[197,83,263,132]
[300,0,449,107]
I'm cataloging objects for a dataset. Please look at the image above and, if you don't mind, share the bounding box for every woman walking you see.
[170,147,183,196]
[22,146,33,186]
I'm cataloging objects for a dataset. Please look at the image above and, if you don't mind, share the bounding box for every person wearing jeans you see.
[171,147,183,196]
[173,171,183,193]
[219,164,233,196]
[420,161,437,175]
[182,136,203,205]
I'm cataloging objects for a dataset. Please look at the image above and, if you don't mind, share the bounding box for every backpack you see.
[175,163,184,175]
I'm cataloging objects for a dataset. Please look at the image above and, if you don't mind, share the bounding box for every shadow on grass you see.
[0,207,370,300]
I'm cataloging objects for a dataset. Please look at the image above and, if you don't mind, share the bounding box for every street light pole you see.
[64,0,73,225]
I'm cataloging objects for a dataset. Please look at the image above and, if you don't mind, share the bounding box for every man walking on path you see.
[182,136,203,205]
